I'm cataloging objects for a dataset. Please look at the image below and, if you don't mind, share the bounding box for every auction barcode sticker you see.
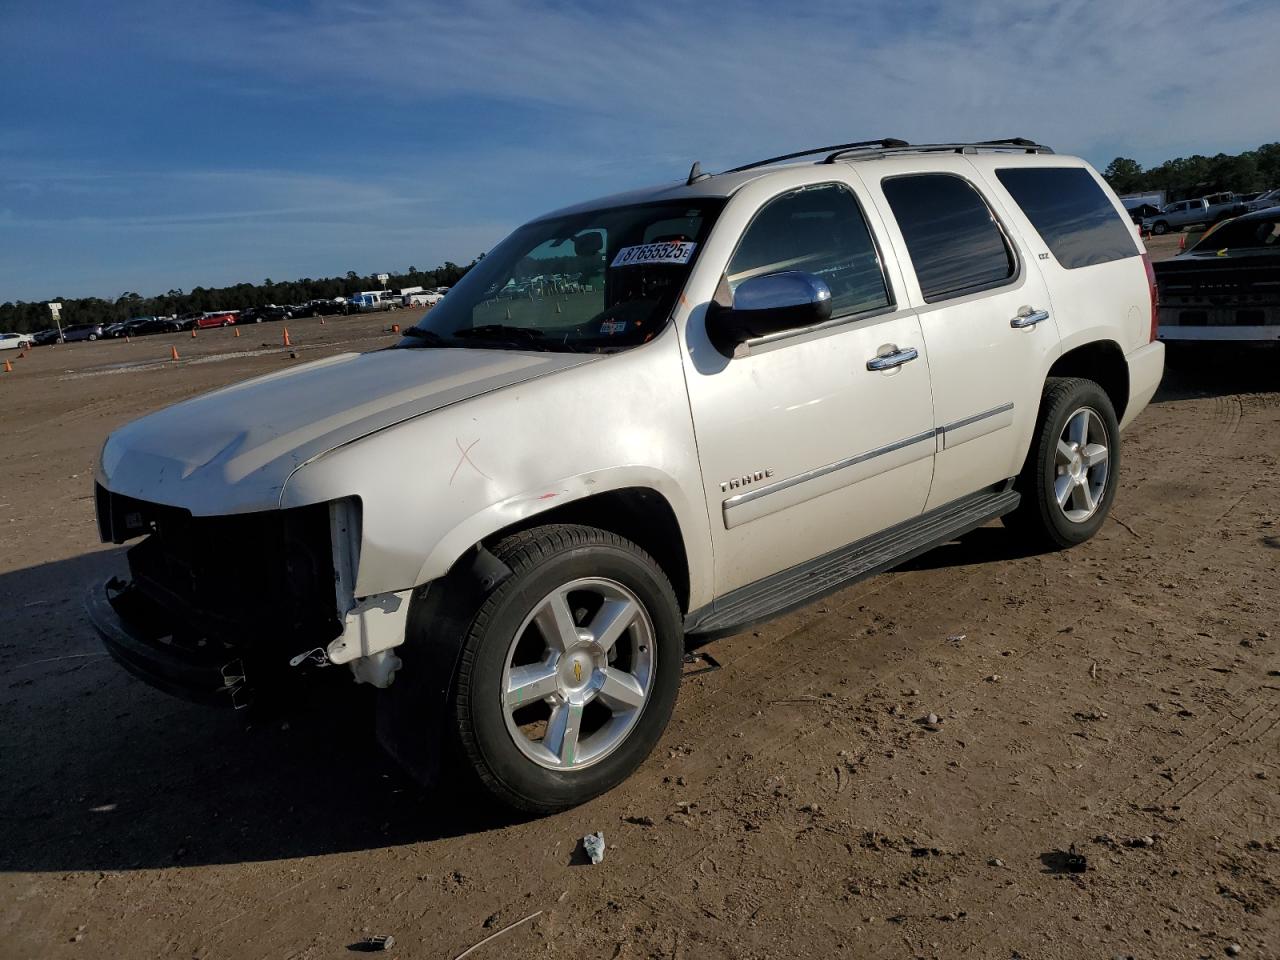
[611,241,697,268]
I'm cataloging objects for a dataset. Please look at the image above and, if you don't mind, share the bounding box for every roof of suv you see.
[539,137,1059,221]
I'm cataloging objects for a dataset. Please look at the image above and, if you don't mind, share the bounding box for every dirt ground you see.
[1,308,1277,960]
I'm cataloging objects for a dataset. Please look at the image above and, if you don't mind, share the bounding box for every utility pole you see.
[48,302,64,342]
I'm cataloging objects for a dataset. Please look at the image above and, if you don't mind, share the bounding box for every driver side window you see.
[727,183,893,319]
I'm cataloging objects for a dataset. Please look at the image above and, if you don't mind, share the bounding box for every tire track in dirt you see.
[593,394,1279,944]
[650,397,1266,802]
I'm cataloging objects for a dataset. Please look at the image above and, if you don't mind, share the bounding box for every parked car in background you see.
[0,332,34,350]
[349,290,400,312]
[103,322,130,338]
[238,305,289,323]
[61,323,106,342]
[31,328,61,346]
[1126,203,1162,225]
[88,136,1162,812]
[1144,199,1209,234]
[196,311,238,328]
[123,316,183,336]
[314,298,352,316]
[1244,189,1280,212]
[1144,194,1246,235]
[1156,207,1280,349]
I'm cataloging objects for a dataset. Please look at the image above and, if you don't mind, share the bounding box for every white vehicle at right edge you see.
[88,137,1163,812]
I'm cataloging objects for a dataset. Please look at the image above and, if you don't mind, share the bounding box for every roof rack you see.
[717,137,1053,177]
[823,137,1053,163]
[724,139,910,174]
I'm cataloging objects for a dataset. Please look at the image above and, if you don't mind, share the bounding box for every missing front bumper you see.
[85,578,252,708]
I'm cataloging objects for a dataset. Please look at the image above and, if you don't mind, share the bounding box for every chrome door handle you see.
[1010,308,1050,328]
[866,346,919,371]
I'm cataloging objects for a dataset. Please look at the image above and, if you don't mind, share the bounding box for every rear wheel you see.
[1004,377,1120,549]
[1152,220,1169,235]
[451,525,682,812]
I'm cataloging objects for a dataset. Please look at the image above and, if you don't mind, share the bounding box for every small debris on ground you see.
[1225,943,1242,956]
[582,831,606,865]
[622,815,655,827]
[350,934,395,952]
[1040,845,1088,873]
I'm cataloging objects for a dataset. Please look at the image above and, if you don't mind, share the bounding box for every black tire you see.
[1152,221,1169,235]
[450,524,682,813]
[1003,377,1121,550]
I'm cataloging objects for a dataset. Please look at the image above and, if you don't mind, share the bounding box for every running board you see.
[685,486,1020,637]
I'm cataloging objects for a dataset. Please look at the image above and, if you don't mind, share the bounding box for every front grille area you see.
[96,485,342,650]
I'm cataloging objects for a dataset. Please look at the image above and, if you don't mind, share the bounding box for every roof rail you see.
[824,137,1054,163]
[713,137,1053,179]
[724,139,910,174]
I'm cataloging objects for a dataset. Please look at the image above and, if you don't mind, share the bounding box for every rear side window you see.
[727,183,892,319]
[996,167,1139,269]
[881,174,1015,303]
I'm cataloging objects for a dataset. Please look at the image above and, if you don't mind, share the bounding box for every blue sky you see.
[2,0,1275,302]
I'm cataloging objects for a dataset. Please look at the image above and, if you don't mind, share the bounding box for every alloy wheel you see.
[1054,406,1109,523]
[501,577,655,771]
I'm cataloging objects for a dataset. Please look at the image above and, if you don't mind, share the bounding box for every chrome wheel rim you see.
[1054,406,1109,523]
[501,577,655,771]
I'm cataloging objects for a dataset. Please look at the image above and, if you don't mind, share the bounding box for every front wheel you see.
[451,525,683,812]
[1152,220,1169,235]
[1003,377,1120,549]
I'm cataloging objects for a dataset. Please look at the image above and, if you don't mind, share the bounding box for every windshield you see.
[1191,215,1280,253]
[398,199,724,353]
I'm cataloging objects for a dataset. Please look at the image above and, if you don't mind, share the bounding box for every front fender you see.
[280,333,714,609]
[412,465,707,594]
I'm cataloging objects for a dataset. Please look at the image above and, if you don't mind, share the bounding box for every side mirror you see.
[707,271,832,348]
[573,232,604,257]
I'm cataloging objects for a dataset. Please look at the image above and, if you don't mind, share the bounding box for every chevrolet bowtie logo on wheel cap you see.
[573,661,583,684]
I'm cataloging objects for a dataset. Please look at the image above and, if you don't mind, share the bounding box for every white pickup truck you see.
[88,137,1163,811]
[1145,193,1246,234]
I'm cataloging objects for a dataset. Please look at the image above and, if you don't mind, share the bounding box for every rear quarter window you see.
[996,167,1139,269]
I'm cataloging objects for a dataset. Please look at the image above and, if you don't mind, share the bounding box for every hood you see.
[99,347,596,514]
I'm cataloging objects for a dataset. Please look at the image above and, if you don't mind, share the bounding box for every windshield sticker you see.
[600,320,627,335]
[611,241,697,268]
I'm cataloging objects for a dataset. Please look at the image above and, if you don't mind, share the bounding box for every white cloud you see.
[151,0,1278,165]
[4,0,1276,300]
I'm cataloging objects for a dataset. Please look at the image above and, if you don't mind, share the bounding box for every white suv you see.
[89,137,1164,811]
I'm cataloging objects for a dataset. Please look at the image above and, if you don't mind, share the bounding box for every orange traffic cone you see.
[124,336,130,343]
[3,360,12,373]
[282,328,292,347]
[191,328,197,338]
[17,350,25,358]
[319,318,325,325]
[234,327,240,338]
[391,323,400,334]
[170,345,180,361]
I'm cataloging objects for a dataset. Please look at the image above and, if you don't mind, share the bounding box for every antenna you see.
[687,161,710,186]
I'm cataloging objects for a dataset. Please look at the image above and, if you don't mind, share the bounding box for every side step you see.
[686,486,1020,637]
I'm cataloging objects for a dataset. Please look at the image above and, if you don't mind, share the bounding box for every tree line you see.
[1103,142,1279,201]
[0,261,477,334]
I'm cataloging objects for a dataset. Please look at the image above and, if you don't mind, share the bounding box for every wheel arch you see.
[417,478,700,615]
[1045,339,1129,424]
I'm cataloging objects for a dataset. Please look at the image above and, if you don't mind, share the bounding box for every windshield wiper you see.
[397,327,453,348]
[451,324,546,341]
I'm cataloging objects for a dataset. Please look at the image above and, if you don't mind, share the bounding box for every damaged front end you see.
[86,488,404,708]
